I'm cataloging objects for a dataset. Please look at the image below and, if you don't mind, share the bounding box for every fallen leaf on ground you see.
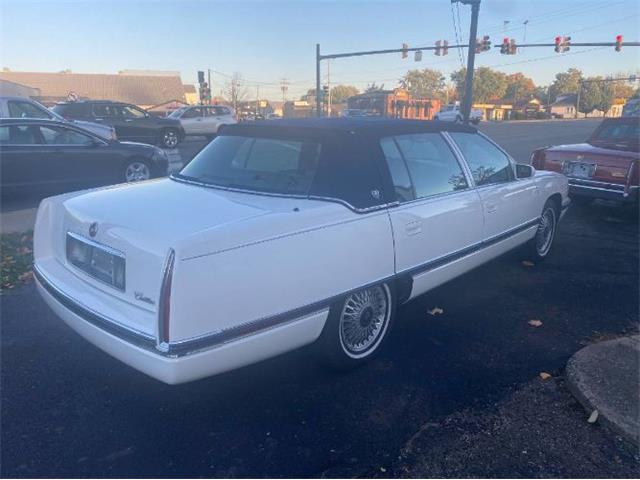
[588,410,599,423]
[428,307,444,316]
[528,319,543,327]
[539,372,552,380]
[522,260,535,267]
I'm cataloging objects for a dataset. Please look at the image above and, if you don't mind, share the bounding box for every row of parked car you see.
[0,96,239,195]
[1,95,638,209]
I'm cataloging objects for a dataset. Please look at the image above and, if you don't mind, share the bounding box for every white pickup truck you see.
[434,104,483,125]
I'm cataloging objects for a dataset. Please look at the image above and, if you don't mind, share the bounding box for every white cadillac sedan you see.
[33,118,569,384]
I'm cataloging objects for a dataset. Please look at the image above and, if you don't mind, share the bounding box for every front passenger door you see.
[447,132,540,241]
[382,133,484,299]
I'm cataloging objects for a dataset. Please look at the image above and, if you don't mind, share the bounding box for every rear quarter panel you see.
[170,209,395,343]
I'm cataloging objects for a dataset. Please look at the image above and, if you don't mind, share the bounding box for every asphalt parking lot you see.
[1,118,638,477]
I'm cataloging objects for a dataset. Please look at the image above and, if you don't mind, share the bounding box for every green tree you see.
[504,73,536,102]
[579,79,602,115]
[450,67,508,103]
[400,68,446,99]
[596,79,615,113]
[549,68,583,102]
[330,85,359,104]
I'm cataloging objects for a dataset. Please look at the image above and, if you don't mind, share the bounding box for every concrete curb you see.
[566,336,640,445]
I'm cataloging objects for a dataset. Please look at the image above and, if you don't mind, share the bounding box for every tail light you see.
[530,149,546,170]
[157,248,175,350]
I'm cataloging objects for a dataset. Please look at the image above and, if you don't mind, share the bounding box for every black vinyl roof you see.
[220,117,477,137]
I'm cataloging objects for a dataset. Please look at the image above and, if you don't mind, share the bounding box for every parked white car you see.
[168,105,236,138]
[435,104,483,125]
[0,96,116,140]
[33,118,569,384]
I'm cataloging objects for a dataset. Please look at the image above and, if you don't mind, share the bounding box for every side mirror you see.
[516,163,535,179]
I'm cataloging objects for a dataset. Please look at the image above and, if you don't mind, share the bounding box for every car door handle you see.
[405,220,422,236]
[485,202,498,214]
[94,118,104,122]
[125,119,133,122]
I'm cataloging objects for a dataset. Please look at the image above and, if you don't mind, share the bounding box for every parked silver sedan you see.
[168,105,236,138]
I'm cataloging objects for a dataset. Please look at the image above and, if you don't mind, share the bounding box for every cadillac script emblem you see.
[89,222,98,237]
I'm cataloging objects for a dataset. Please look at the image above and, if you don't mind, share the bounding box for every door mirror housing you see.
[516,163,535,179]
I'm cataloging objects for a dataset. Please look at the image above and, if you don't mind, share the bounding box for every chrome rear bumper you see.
[568,178,639,203]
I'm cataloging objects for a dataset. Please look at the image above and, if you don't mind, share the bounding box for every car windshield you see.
[168,107,188,118]
[174,135,322,195]
[590,122,639,149]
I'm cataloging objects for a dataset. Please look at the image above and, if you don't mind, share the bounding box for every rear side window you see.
[39,126,94,145]
[0,125,40,145]
[449,133,514,186]
[380,133,468,202]
[179,135,321,195]
[92,104,119,117]
[7,101,52,119]
[211,106,231,116]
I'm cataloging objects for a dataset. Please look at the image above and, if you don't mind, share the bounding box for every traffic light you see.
[414,50,422,62]
[509,38,517,54]
[482,35,491,52]
[554,36,562,53]
[615,34,623,52]
[501,37,510,54]
[475,36,491,53]
[401,43,408,59]
[435,40,442,56]
[562,36,571,52]
[197,70,205,84]
[442,40,448,56]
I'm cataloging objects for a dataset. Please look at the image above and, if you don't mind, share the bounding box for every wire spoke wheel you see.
[535,207,556,257]
[339,284,391,358]
[125,161,150,182]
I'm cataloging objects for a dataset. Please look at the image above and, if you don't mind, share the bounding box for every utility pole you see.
[316,44,321,117]
[280,78,289,105]
[327,60,331,117]
[256,85,260,118]
[207,69,211,105]
[575,82,581,119]
[454,0,481,124]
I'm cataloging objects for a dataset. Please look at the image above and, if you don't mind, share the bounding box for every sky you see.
[1,0,639,101]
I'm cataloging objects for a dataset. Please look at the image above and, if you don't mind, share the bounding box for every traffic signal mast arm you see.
[317,42,469,60]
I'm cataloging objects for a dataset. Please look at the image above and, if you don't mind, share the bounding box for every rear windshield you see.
[175,135,321,195]
[590,121,639,147]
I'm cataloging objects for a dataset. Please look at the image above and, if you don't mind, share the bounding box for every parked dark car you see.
[531,116,639,205]
[51,100,185,148]
[0,119,169,196]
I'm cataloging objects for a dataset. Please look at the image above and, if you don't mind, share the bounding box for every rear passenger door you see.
[447,132,540,241]
[382,133,484,297]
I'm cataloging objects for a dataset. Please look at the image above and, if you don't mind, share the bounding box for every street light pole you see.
[316,44,321,117]
[456,0,481,124]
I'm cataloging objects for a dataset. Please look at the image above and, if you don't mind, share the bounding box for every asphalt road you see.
[2,201,638,476]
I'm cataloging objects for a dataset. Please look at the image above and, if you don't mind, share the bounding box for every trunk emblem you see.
[89,222,98,237]
[576,155,584,161]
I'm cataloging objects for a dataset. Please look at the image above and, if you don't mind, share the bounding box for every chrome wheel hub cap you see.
[125,162,150,182]
[536,208,556,256]
[339,285,390,357]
